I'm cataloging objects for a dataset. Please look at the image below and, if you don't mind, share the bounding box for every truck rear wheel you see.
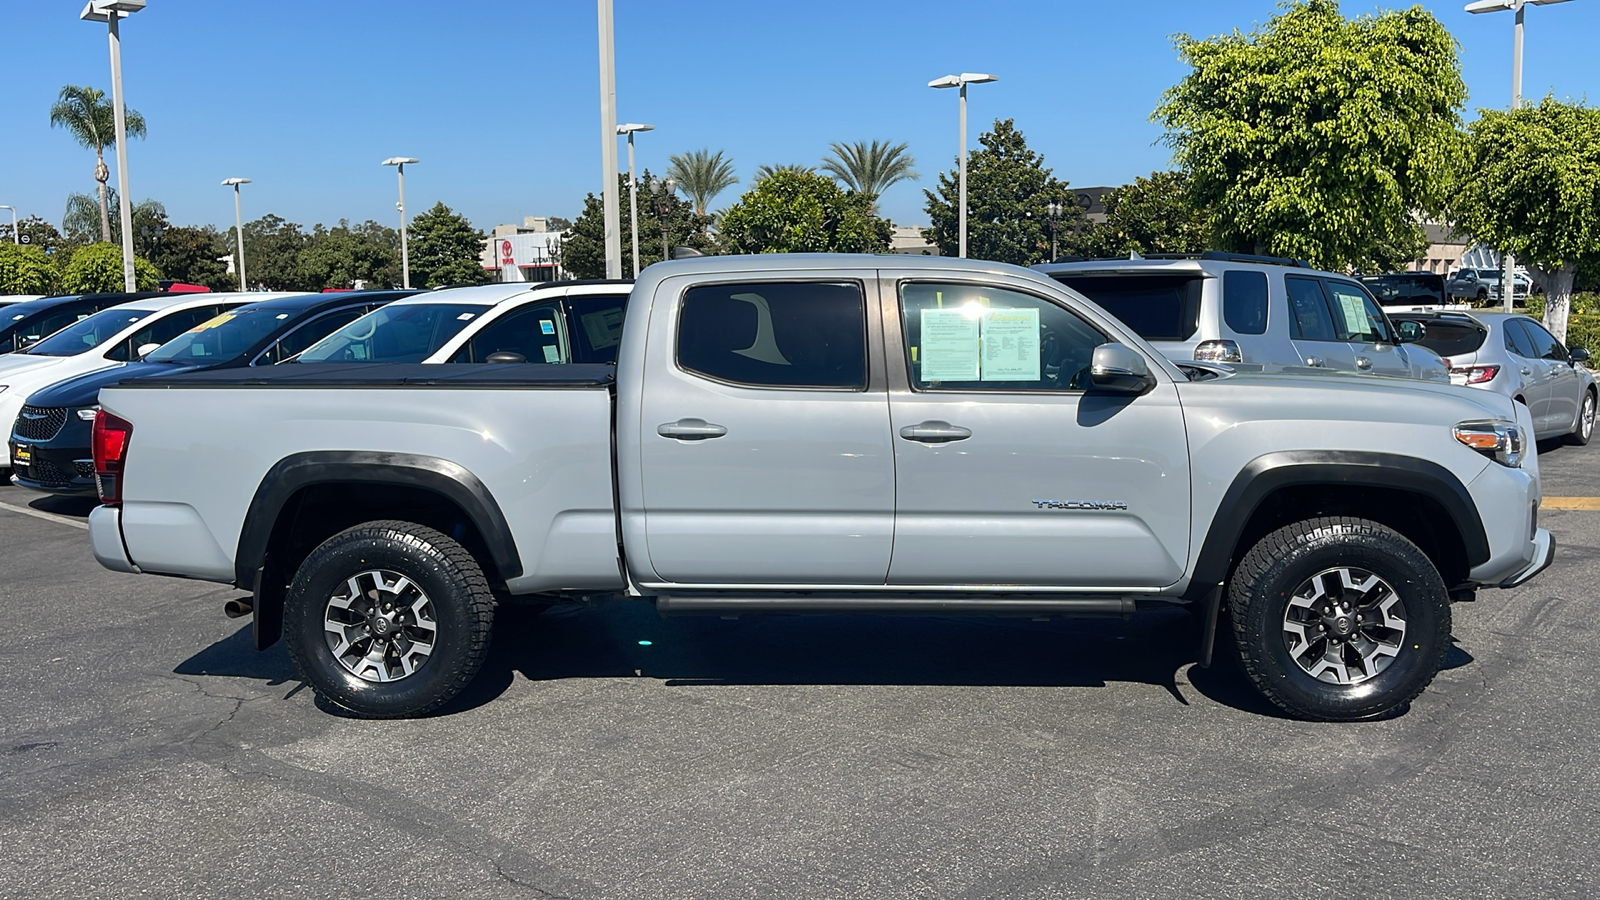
[283,520,494,718]
[1227,517,1450,721]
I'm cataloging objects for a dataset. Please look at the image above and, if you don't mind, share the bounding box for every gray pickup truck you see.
[88,254,1553,722]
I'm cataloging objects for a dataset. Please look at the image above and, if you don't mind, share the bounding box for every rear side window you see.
[677,282,866,389]
[1049,274,1202,341]
[1405,319,1486,357]
[1222,271,1268,335]
[565,294,629,363]
[1286,277,1337,341]
[1503,320,1541,358]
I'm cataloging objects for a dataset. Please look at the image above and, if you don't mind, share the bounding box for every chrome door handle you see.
[1356,356,1373,370]
[658,418,727,440]
[1520,367,1532,376]
[1304,356,1325,367]
[899,420,972,443]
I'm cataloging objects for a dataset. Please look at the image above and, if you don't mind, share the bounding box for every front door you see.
[1503,319,1555,431]
[1521,319,1581,433]
[1324,279,1411,378]
[636,276,895,585]
[883,276,1191,588]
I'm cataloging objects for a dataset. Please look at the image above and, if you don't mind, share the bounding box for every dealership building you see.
[480,217,564,282]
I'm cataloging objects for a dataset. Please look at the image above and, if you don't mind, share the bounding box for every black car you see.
[0,292,167,354]
[9,290,414,495]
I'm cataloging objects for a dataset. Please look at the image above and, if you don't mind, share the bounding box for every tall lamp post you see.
[597,0,621,279]
[80,0,146,291]
[928,72,998,259]
[1045,202,1063,262]
[0,206,17,245]
[650,177,676,262]
[382,157,418,289]
[221,178,250,290]
[617,123,655,278]
[1466,0,1575,310]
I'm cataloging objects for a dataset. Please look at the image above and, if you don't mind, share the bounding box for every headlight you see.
[76,406,101,421]
[1454,420,1524,467]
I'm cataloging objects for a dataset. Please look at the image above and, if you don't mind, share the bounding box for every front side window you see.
[1222,271,1269,335]
[900,282,1105,392]
[1521,319,1569,361]
[297,303,484,363]
[263,308,367,363]
[449,303,565,364]
[107,306,225,361]
[1286,276,1337,341]
[25,307,150,357]
[676,282,866,389]
[1324,281,1392,344]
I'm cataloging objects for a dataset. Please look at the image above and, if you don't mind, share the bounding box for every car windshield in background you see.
[24,307,148,357]
[297,303,483,363]
[1398,318,1487,357]
[1361,274,1444,305]
[144,308,296,363]
[1047,274,1203,342]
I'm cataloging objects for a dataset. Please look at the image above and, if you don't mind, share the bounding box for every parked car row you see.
[44,254,1550,726]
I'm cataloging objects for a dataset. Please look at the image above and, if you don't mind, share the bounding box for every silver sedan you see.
[1390,310,1596,444]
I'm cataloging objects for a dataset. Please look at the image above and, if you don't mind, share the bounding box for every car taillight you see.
[92,410,133,505]
[1194,340,1243,363]
[1451,365,1500,385]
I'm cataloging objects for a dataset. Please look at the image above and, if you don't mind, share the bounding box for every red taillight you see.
[92,410,133,505]
[1450,365,1501,385]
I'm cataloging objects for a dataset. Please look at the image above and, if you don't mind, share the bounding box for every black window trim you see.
[671,278,874,393]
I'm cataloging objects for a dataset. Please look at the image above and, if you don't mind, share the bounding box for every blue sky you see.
[2,0,1595,235]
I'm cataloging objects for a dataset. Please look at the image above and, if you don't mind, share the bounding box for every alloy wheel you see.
[1281,566,1407,685]
[323,569,438,683]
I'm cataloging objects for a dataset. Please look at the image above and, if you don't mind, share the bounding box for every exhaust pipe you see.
[224,598,254,619]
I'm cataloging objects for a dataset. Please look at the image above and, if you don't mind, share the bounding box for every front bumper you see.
[1498,527,1554,588]
[7,439,96,496]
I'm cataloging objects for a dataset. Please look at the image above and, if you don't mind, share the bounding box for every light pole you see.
[650,177,676,262]
[597,0,622,279]
[618,123,655,278]
[929,72,998,259]
[1466,0,1575,310]
[0,206,17,245]
[1045,202,1063,262]
[382,157,418,289]
[221,178,250,290]
[80,0,146,291]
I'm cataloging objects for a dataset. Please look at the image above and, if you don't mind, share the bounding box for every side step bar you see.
[655,594,1136,616]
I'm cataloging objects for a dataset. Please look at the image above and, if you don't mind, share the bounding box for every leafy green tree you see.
[0,244,59,295]
[719,169,891,255]
[300,219,401,289]
[241,214,311,291]
[407,202,489,289]
[1452,99,1600,342]
[151,225,235,289]
[923,119,1075,265]
[561,170,719,279]
[0,215,67,255]
[753,163,816,182]
[49,85,147,243]
[59,242,159,293]
[1065,171,1206,258]
[1153,0,1464,271]
[666,148,738,216]
[820,140,917,212]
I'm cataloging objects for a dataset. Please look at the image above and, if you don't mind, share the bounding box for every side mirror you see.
[1089,343,1156,394]
[485,351,527,364]
[136,342,161,358]
[1569,347,1590,364]
[1395,320,1426,343]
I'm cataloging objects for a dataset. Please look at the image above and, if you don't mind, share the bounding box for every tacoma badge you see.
[1031,499,1129,510]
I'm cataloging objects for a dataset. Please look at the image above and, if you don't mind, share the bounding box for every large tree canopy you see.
[406,202,489,289]
[1453,99,1600,342]
[719,170,891,255]
[1065,171,1210,259]
[1154,0,1464,271]
[922,118,1077,265]
[560,170,718,280]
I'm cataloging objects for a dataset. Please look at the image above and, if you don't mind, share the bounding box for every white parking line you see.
[0,500,90,530]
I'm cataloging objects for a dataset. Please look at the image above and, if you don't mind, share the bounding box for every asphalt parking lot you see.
[2,443,1598,899]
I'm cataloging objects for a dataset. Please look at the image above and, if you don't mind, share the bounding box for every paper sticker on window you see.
[980,308,1041,381]
[540,319,555,335]
[456,313,476,321]
[542,344,560,363]
[1335,293,1369,338]
[919,308,980,380]
[186,312,236,334]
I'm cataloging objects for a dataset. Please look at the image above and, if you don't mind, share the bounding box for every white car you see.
[294,280,634,365]
[0,292,296,463]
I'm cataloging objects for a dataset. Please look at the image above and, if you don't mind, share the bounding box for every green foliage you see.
[1065,171,1208,258]
[753,163,816,182]
[50,85,148,242]
[59,242,159,293]
[922,119,1077,265]
[1154,0,1464,271]
[63,190,110,243]
[0,244,59,295]
[241,214,311,291]
[407,202,490,289]
[561,170,719,280]
[719,170,891,255]
[666,148,739,216]
[820,140,918,210]
[0,215,67,255]
[300,220,401,290]
[151,225,235,290]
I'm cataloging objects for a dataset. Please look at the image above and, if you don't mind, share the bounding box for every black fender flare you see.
[234,450,523,592]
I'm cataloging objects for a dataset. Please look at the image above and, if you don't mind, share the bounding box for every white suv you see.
[1035,252,1448,382]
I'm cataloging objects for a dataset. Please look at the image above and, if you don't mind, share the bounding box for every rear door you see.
[1284,276,1354,371]
[1503,319,1553,427]
[1323,279,1410,377]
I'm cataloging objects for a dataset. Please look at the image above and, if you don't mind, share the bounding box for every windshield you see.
[144,308,297,363]
[1360,275,1443,305]
[25,307,148,357]
[296,303,483,363]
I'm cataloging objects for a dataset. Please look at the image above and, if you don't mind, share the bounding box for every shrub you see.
[59,242,160,293]
[0,244,59,294]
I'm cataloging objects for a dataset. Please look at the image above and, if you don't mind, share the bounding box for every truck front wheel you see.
[1228,517,1450,721]
[284,520,494,718]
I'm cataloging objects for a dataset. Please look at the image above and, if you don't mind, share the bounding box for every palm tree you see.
[666,148,738,216]
[49,85,147,242]
[753,163,816,182]
[63,191,111,242]
[819,140,918,212]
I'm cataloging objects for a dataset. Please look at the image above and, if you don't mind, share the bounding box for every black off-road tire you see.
[1228,517,1450,722]
[284,520,494,719]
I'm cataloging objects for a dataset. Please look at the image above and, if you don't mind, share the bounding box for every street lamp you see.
[80,0,146,291]
[650,177,676,262]
[928,72,998,259]
[1045,202,1063,262]
[597,0,622,279]
[618,123,655,278]
[382,157,418,289]
[221,178,250,290]
[0,206,17,245]
[1466,0,1576,310]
